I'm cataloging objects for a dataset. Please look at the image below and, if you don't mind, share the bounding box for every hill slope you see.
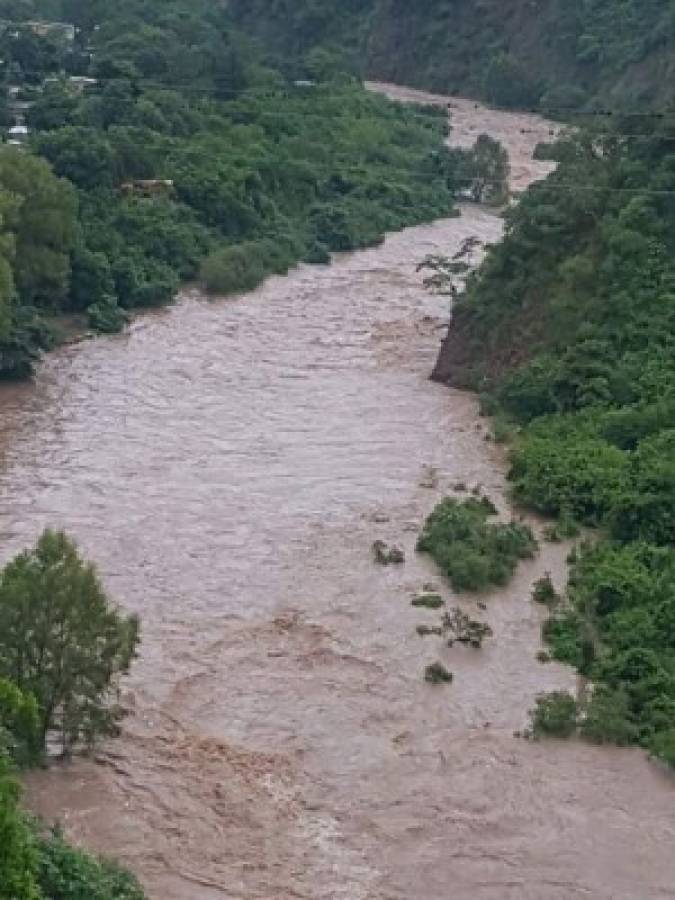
[231,0,675,110]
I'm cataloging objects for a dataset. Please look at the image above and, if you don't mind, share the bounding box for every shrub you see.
[530,691,578,738]
[416,497,537,592]
[411,593,444,609]
[0,758,39,900]
[510,434,630,524]
[87,296,128,334]
[35,827,145,900]
[424,662,453,684]
[579,686,637,746]
[531,574,558,606]
[200,243,267,295]
[0,680,40,767]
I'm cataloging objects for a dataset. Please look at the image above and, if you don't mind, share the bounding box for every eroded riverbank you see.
[4,86,674,899]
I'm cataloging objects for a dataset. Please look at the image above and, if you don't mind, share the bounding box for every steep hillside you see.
[231,0,675,110]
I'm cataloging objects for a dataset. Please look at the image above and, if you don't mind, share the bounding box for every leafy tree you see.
[0,149,77,308]
[0,530,140,755]
[459,134,510,205]
[35,128,116,190]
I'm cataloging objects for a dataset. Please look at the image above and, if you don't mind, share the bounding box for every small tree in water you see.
[0,530,139,756]
[460,133,510,205]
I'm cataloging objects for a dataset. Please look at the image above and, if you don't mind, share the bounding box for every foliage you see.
[0,0,482,376]
[424,662,453,684]
[0,679,40,766]
[0,530,140,755]
[544,541,675,755]
[530,691,578,738]
[87,296,128,334]
[35,828,146,900]
[411,593,444,609]
[230,0,675,111]
[531,574,558,606]
[416,496,537,591]
[0,758,39,900]
[579,686,638,746]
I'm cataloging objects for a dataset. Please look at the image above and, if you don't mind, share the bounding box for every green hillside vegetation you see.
[0,0,472,377]
[433,116,675,763]
[230,0,675,111]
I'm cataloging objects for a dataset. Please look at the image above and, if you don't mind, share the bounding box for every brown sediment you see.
[0,85,671,899]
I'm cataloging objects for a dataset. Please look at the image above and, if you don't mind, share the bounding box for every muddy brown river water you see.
[4,84,675,899]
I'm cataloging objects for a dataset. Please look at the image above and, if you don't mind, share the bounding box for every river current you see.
[4,85,674,899]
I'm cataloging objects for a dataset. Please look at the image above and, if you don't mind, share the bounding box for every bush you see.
[416,497,537,592]
[530,691,578,738]
[87,296,128,334]
[424,662,453,684]
[579,686,637,746]
[531,574,558,606]
[200,243,267,295]
[0,680,40,767]
[510,434,630,524]
[0,758,39,900]
[35,828,145,900]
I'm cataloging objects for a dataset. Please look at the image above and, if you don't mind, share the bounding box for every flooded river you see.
[6,85,675,899]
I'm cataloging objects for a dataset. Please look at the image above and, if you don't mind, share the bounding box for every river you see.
[5,84,674,899]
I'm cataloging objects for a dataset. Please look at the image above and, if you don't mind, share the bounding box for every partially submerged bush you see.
[442,607,493,648]
[531,574,559,606]
[411,593,444,609]
[372,541,405,565]
[530,691,578,738]
[416,497,537,591]
[416,624,443,637]
[424,662,453,684]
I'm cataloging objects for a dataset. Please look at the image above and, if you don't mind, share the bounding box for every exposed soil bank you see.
[0,85,670,899]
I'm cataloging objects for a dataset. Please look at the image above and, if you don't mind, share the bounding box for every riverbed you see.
[6,84,674,899]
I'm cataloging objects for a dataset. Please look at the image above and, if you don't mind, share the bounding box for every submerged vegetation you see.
[417,496,537,592]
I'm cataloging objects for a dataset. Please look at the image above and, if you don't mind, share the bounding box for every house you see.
[119,180,175,198]
[68,76,98,93]
[25,21,76,42]
[7,124,29,145]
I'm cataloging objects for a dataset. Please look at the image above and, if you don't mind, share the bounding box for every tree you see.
[0,530,140,755]
[460,134,510,205]
[35,128,116,191]
[0,149,77,309]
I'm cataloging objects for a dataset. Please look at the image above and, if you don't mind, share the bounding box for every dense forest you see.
[230,0,675,111]
[0,0,479,378]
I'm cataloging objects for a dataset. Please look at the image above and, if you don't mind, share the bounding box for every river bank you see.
[4,86,673,899]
